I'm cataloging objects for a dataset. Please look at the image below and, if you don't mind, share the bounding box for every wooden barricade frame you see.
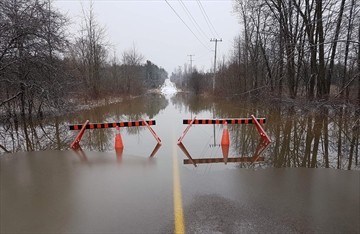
[69,120,161,151]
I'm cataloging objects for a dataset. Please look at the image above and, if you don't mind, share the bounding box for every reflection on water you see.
[1,91,359,170]
[70,147,157,167]
[1,150,168,233]
[0,93,168,153]
[178,138,269,167]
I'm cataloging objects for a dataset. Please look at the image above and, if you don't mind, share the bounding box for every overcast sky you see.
[54,0,241,75]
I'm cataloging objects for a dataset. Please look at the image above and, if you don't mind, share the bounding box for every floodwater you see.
[1,79,359,170]
[1,79,359,233]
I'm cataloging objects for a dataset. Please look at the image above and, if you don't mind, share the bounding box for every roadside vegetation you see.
[0,0,359,161]
[172,0,360,106]
[0,0,167,122]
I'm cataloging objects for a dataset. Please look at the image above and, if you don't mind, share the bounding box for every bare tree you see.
[357,14,360,106]
[230,0,359,103]
[69,0,108,100]
[121,43,144,95]
[0,0,69,118]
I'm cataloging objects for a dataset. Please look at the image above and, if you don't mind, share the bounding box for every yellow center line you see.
[173,136,185,234]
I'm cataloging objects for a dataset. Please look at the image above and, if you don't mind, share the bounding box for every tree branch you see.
[0,91,23,107]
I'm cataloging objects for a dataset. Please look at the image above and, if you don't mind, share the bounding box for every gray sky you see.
[54,0,240,75]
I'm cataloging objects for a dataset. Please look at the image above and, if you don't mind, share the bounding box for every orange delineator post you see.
[251,115,271,143]
[177,116,196,144]
[220,122,230,165]
[142,118,162,145]
[221,144,229,165]
[70,120,89,149]
[115,126,124,149]
[221,122,230,146]
[115,148,124,161]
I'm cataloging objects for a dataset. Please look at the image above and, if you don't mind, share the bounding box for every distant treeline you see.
[171,0,360,105]
[0,0,167,120]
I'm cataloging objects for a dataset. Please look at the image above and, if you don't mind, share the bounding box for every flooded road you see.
[1,79,359,233]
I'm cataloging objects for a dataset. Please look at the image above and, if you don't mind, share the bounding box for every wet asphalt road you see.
[1,150,359,233]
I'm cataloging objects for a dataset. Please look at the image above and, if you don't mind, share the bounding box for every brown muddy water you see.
[1,90,359,171]
[1,86,359,233]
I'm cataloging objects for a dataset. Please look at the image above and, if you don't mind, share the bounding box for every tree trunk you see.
[311,114,322,168]
[358,20,360,106]
[302,115,313,167]
[323,109,329,168]
[337,107,343,169]
[327,0,346,96]
[316,0,326,99]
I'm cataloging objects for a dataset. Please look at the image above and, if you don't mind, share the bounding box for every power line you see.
[178,0,210,42]
[178,0,208,45]
[196,0,221,39]
[165,0,212,52]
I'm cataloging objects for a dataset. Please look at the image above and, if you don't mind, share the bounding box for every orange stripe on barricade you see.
[182,118,266,124]
[69,120,157,130]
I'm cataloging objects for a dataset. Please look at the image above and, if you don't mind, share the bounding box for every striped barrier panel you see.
[178,116,268,144]
[69,120,156,130]
[183,157,265,165]
[182,118,266,125]
[69,120,161,153]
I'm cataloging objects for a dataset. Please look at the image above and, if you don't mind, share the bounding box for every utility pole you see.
[210,39,221,147]
[210,38,222,93]
[187,54,195,73]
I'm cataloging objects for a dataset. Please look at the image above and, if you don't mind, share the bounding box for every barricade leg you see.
[177,116,196,144]
[142,119,162,145]
[70,120,89,149]
[178,142,197,167]
[251,115,271,143]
